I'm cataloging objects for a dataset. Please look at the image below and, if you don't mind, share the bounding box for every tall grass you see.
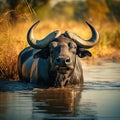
[0,14,120,80]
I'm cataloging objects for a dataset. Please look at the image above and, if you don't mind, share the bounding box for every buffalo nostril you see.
[56,57,70,65]
[65,57,70,63]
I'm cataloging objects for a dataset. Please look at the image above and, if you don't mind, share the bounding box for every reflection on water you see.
[33,88,84,119]
[0,60,120,120]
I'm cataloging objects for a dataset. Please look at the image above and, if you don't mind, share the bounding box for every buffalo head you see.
[27,21,99,87]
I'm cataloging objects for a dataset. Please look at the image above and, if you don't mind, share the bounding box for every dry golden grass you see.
[0,15,120,80]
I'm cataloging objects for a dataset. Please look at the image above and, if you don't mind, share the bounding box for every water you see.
[0,60,120,120]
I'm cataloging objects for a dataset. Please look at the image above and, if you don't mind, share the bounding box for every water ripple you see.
[84,81,120,90]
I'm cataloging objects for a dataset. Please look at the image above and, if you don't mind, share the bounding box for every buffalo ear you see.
[33,47,50,59]
[77,48,92,58]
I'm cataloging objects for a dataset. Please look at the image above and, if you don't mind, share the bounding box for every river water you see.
[0,59,120,120]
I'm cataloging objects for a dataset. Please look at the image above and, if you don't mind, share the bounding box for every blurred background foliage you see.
[0,0,120,22]
[0,0,120,79]
[0,0,119,22]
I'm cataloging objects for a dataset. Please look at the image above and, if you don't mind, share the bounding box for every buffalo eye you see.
[68,42,76,54]
[68,42,76,49]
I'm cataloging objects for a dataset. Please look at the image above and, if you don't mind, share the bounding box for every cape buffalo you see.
[18,21,99,88]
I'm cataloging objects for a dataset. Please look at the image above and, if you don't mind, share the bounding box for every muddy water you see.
[0,60,120,120]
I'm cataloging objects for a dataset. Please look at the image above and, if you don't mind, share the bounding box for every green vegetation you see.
[0,0,120,80]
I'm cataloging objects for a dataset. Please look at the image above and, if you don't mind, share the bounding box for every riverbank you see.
[88,49,120,62]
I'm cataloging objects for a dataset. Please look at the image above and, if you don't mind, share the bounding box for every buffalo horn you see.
[27,20,61,49]
[65,22,99,49]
